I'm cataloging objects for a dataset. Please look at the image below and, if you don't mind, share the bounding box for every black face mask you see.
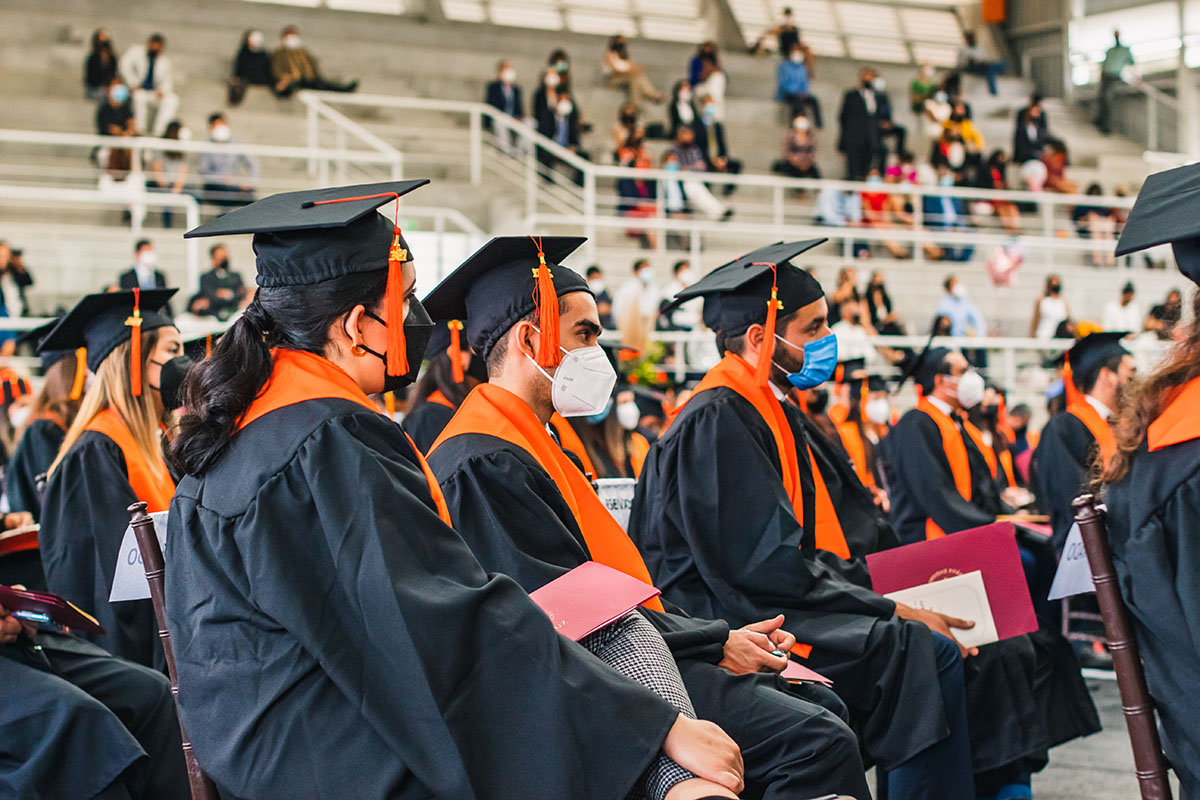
[215,258,230,271]
[362,297,435,393]
[151,355,196,413]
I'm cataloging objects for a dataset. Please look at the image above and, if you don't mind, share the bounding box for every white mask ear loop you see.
[523,323,565,383]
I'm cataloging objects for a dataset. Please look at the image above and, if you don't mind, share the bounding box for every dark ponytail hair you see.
[172,268,389,476]
[409,351,472,412]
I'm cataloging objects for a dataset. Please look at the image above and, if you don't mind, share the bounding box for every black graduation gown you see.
[5,416,64,521]
[166,398,681,800]
[40,431,164,671]
[404,399,456,454]
[428,431,872,800]
[0,631,187,799]
[630,385,955,770]
[1030,411,1096,553]
[1104,436,1200,797]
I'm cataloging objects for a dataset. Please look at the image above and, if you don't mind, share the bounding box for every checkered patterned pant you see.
[580,611,698,800]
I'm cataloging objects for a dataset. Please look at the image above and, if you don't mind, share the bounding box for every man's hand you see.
[3,512,33,531]
[718,615,794,675]
[0,603,34,645]
[895,603,978,658]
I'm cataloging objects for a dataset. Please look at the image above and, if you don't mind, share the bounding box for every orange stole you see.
[1148,376,1200,451]
[427,390,455,409]
[237,349,451,525]
[692,354,850,560]
[84,409,175,512]
[914,399,987,540]
[548,412,598,477]
[628,431,650,478]
[430,383,665,612]
[835,420,875,488]
[1066,400,1117,468]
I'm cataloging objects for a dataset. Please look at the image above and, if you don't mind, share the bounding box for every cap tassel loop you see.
[126,287,144,397]
[1063,354,1082,406]
[529,236,562,368]
[384,391,396,417]
[447,319,465,383]
[70,347,87,400]
[753,263,781,387]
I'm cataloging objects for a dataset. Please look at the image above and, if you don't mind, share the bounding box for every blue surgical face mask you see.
[774,332,838,390]
[111,84,129,103]
[586,398,613,425]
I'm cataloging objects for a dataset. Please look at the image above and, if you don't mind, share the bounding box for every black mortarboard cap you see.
[1066,331,1130,390]
[1114,164,1200,284]
[18,320,73,372]
[848,374,889,394]
[422,236,589,362]
[39,289,177,374]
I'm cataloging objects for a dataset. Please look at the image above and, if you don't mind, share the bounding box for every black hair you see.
[410,351,473,411]
[672,260,690,274]
[586,265,602,278]
[632,258,649,273]
[918,350,955,395]
[208,112,226,127]
[1076,352,1127,394]
[717,309,800,356]
[134,239,151,253]
[484,298,570,377]
[942,275,956,291]
[149,33,165,45]
[172,269,388,475]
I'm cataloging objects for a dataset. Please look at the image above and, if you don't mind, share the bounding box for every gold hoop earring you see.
[351,345,367,357]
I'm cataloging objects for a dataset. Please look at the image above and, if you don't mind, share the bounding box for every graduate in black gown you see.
[631,242,988,800]
[4,322,85,523]
[170,183,745,800]
[422,236,870,800]
[1030,332,1134,552]
[404,319,485,453]
[1103,164,1200,797]
[0,597,189,799]
[38,289,182,670]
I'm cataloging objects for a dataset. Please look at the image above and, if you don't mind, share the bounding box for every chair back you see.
[127,502,219,800]
[1071,493,1173,800]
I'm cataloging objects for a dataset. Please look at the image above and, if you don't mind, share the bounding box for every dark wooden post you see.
[128,502,218,800]
[1072,493,1173,800]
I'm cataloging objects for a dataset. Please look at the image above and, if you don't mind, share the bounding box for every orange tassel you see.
[448,319,465,383]
[386,227,408,376]
[127,287,143,397]
[860,380,869,417]
[384,391,396,417]
[753,264,781,387]
[530,236,562,368]
[70,347,86,400]
[1063,354,1082,406]
[205,334,213,358]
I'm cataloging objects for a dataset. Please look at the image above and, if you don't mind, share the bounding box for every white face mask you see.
[793,117,810,131]
[284,34,301,49]
[865,397,891,426]
[587,279,605,294]
[210,124,232,143]
[528,340,617,417]
[248,31,264,49]
[678,88,692,102]
[790,51,803,63]
[947,370,986,409]
[545,72,561,88]
[952,282,967,298]
[138,250,158,268]
[556,100,573,116]
[678,269,696,285]
[8,405,30,430]
[872,77,886,91]
[616,400,640,431]
[501,67,516,84]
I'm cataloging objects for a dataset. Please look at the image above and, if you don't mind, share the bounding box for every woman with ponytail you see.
[37,289,181,669]
[170,184,737,800]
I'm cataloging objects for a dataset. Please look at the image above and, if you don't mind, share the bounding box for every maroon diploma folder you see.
[865,522,1038,641]
[530,562,662,641]
[0,584,106,635]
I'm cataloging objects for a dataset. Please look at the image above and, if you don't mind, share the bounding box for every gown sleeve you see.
[403,402,456,455]
[227,414,681,799]
[1031,414,1092,552]
[4,418,63,520]
[40,433,163,670]
[436,441,730,664]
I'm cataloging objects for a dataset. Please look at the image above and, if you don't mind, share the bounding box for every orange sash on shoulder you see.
[835,420,875,488]
[628,431,650,478]
[915,398,984,540]
[692,354,851,560]
[237,349,451,525]
[430,384,664,611]
[1148,376,1200,452]
[427,390,455,409]
[1067,399,1117,469]
[84,409,175,512]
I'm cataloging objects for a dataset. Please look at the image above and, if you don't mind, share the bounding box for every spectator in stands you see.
[661,260,701,330]
[935,274,986,338]
[815,186,868,257]
[694,94,742,192]
[931,313,953,337]
[602,35,663,107]
[909,62,938,114]
[117,240,172,316]
[688,41,718,86]
[119,33,178,137]
[872,74,906,166]
[1013,101,1049,163]
[145,120,189,228]
[668,126,729,220]
[667,80,696,140]
[1030,274,1070,338]
[1146,288,1182,341]
[923,166,974,261]
[535,90,583,185]
[229,30,278,105]
[612,102,643,154]
[198,113,259,206]
[776,42,821,126]
[865,270,901,332]
[1071,182,1118,266]
[956,30,1004,95]
[1097,29,1136,134]
[861,169,910,259]
[271,25,358,97]
[95,79,136,179]
[586,265,615,329]
[188,244,248,320]
[837,66,886,179]
[612,258,660,350]
[921,85,953,139]
[1042,140,1075,193]
[930,126,967,175]
[831,298,877,367]
[1103,281,1143,333]
[829,267,861,321]
[693,52,727,121]
[774,111,820,180]
[763,6,800,57]
[533,49,571,122]
[0,243,33,345]
[1019,157,1048,192]
[615,136,658,249]
[485,59,524,126]
[84,28,118,102]
[943,100,985,185]
[659,149,690,226]
[984,150,1022,233]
